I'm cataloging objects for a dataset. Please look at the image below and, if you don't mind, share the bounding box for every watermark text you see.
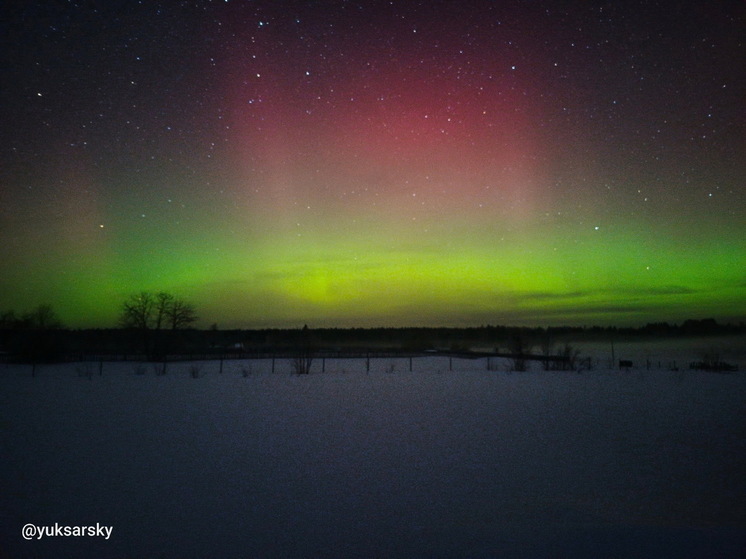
[22,523,112,541]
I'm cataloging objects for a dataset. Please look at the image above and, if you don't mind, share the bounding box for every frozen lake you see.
[1,351,744,558]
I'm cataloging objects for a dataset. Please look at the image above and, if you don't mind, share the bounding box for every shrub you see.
[292,353,313,375]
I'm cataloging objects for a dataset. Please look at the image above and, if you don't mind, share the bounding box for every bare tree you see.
[508,333,530,372]
[120,292,156,357]
[165,298,198,330]
[292,324,315,374]
[120,292,196,330]
[557,343,582,371]
[4,304,65,364]
[119,292,197,359]
[120,292,155,330]
[154,292,174,331]
[23,304,63,330]
[540,332,554,371]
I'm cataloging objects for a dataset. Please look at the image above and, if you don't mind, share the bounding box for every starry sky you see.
[1,0,744,329]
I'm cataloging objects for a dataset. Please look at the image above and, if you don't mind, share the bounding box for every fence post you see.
[409,356,413,372]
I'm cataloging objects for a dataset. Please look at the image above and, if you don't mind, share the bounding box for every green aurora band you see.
[1,2,743,328]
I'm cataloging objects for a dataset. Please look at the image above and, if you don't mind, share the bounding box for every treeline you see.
[1,317,743,363]
[212,319,745,351]
[0,304,63,330]
[0,304,64,362]
[0,292,197,362]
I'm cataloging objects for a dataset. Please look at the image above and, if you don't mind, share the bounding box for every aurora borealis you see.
[1,1,743,328]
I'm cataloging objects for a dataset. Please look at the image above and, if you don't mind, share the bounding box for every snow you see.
[1,347,744,558]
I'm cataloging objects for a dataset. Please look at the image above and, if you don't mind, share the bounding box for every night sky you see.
[1,1,743,329]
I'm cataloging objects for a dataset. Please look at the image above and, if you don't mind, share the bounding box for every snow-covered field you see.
[1,344,744,558]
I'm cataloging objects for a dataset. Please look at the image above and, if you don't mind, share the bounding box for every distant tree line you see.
[0,293,197,362]
[0,304,64,362]
[1,305,743,364]
[0,304,63,330]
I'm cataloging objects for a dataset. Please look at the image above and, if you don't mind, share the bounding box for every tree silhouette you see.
[120,292,155,331]
[120,292,197,330]
[165,298,198,330]
[119,292,197,358]
[26,304,63,330]
[0,304,64,363]
[154,292,172,330]
[292,324,315,374]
